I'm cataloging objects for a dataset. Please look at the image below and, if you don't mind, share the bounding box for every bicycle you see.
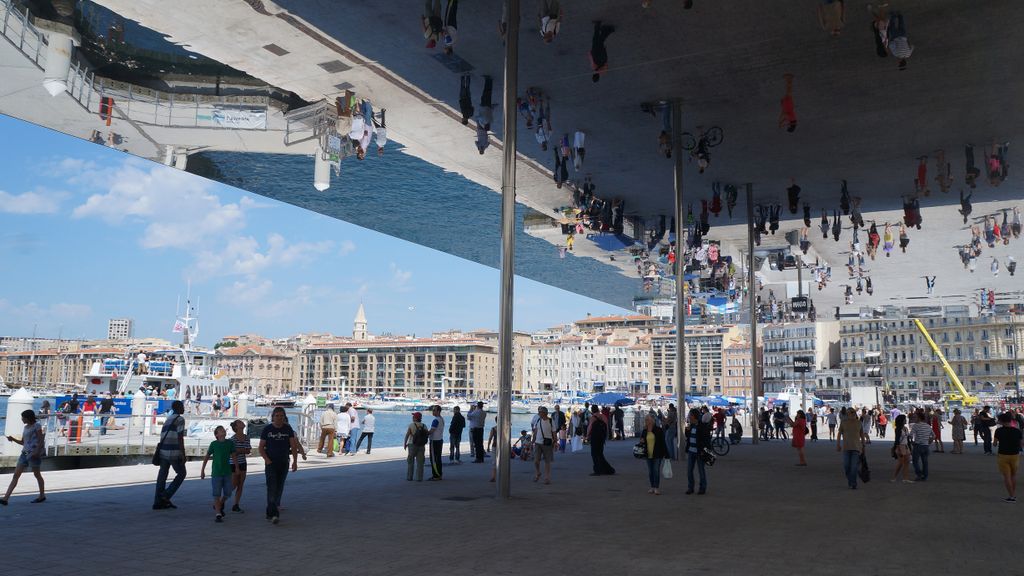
[710,435,730,456]
[680,125,724,152]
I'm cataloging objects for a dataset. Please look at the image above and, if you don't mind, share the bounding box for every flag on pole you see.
[172,320,185,333]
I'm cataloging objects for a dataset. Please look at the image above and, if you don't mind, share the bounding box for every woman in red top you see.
[778,73,797,132]
[931,409,944,453]
[789,410,808,466]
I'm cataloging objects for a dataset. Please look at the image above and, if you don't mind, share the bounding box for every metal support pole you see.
[747,183,760,445]
[1013,313,1021,402]
[798,257,807,413]
[672,99,687,449]
[496,0,519,500]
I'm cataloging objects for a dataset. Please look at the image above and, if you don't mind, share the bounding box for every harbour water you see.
[193,149,639,308]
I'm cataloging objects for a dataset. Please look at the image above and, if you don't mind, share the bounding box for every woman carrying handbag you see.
[641,412,669,495]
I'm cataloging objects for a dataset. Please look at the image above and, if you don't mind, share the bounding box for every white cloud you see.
[224,276,274,306]
[0,299,93,321]
[52,157,98,174]
[71,160,247,250]
[389,263,413,292]
[338,240,357,256]
[189,233,333,279]
[0,189,63,214]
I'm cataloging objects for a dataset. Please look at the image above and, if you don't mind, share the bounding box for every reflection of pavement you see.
[43,1,1024,310]
[0,438,1014,573]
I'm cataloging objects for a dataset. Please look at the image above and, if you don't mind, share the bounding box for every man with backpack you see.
[404,412,428,482]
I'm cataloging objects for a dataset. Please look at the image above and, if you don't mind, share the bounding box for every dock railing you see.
[31,410,312,458]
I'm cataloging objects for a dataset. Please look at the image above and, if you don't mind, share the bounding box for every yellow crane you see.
[912,319,979,407]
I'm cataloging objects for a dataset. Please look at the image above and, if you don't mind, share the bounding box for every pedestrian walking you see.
[836,408,867,489]
[346,403,361,456]
[336,405,351,455]
[468,401,486,462]
[552,404,567,452]
[405,412,428,481]
[826,407,838,440]
[588,21,615,83]
[153,401,186,510]
[886,11,913,70]
[994,412,1021,502]
[684,408,710,495]
[372,108,387,156]
[458,74,474,125]
[258,407,304,524]
[779,73,797,132]
[789,410,809,466]
[318,404,337,457]
[422,0,443,48]
[449,406,465,463]
[909,410,934,481]
[427,405,445,480]
[587,405,615,475]
[978,406,997,454]
[950,409,968,454]
[200,425,237,523]
[932,409,945,453]
[441,0,458,55]
[817,0,846,37]
[475,75,494,154]
[229,419,250,513]
[808,408,819,441]
[642,412,668,495]
[354,408,376,454]
[1,410,46,505]
[664,403,678,459]
[890,414,913,483]
[538,0,561,43]
[532,406,555,484]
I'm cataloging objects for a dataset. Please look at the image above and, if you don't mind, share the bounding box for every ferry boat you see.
[63,294,229,413]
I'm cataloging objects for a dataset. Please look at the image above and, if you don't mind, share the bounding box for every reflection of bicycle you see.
[710,436,730,456]
[681,126,724,152]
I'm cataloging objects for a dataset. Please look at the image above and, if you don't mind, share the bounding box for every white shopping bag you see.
[571,436,584,453]
[662,458,673,479]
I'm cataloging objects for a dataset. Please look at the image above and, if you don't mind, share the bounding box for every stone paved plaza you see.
[1,434,1018,575]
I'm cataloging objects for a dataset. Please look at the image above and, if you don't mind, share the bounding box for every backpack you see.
[412,423,429,447]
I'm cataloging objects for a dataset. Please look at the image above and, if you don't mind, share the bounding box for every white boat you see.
[772,384,821,418]
[82,294,229,403]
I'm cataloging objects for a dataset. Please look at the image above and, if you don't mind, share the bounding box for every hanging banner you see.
[210,107,267,129]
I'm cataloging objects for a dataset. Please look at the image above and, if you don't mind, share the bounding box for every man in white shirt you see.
[318,404,338,457]
[428,405,446,480]
[371,109,387,157]
[349,106,374,160]
[336,406,351,455]
[354,409,376,454]
[347,404,360,456]
[468,402,487,462]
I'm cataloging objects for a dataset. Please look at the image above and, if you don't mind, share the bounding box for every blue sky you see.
[0,116,627,344]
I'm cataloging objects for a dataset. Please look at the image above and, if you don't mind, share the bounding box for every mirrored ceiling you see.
[1,0,1020,317]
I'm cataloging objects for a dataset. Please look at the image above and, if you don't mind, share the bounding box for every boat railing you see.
[27,410,313,458]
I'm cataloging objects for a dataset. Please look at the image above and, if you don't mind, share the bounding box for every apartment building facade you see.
[840,313,1024,402]
[217,345,298,395]
[650,325,742,396]
[298,339,499,398]
[761,321,841,394]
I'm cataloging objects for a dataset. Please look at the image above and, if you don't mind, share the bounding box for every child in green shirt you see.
[201,425,237,522]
